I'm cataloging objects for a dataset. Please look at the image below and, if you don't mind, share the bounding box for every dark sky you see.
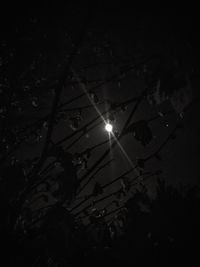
[1,2,200,205]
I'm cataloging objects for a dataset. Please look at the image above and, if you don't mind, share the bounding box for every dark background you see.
[1,2,199,188]
[1,2,200,266]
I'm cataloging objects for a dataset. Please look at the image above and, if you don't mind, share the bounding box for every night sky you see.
[1,2,200,211]
[1,2,200,266]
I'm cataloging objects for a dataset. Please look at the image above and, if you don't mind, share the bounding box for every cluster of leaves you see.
[145,58,193,116]
[0,4,197,267]
[2,179,200,266]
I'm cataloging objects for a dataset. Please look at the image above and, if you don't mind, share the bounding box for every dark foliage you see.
[1,180,200,266]
[0,3,198,267]
[125,120,153,146]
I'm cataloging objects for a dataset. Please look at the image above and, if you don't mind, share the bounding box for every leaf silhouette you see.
[126,120,153,146]
[49,147,79,201]
[92,182,103,196]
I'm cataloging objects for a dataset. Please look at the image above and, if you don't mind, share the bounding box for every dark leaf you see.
[52,150,78,201]
[69,117,79,130]
[56,168,79,201]
[120,103,127,113]
[84,148,91,159]
[114,188,126,199]
[126,120,153,146]
[92,182,103,196]
[120,177,131,192]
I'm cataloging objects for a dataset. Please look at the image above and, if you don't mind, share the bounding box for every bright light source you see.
[105,123,113,133]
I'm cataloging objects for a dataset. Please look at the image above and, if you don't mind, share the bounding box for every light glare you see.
[105,123,113,132]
